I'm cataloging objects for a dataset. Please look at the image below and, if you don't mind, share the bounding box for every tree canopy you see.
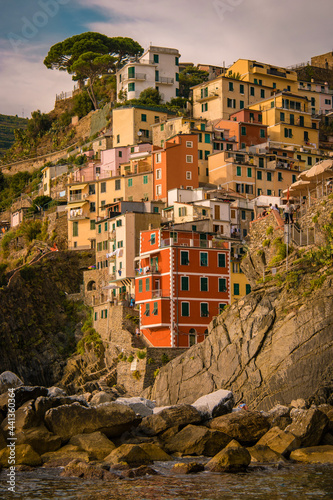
[179,66,209,98]
[44,32,143,109]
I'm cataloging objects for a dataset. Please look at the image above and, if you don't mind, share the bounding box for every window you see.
[181,276,189,291]
[97,242,102,252]
[240,100,244,109]
[144,303,150,316]
[246,284,251,294]
[175,56,179,65]
[250,86,255,96]
[218,253,226,267]
[186,155,193,163]
[143,175,148,184]
[145,278,150,291]
[267,172,272,182]
[150,233,156,245]
[156,185,162,196]
[267,189,272,196]
[241,210,246,221]
[292,174,297,183]
[128,178,133,187]
[257,170,262,180]
[219,278,227,292]
[128,83,135,92]
[204,151,210,160]
[304,131,309,142]
[141,114,147,122]
[117,240,123,248]
[181,302,190,317]
[90,220,95,230]
[201,123,206,131]
[98,224,102,234]
[229,81,234,91]
[128,66,135,78]
[118,151,122,157]
[247,167,252,178]
[170,231,178,242]
[236,166,242,176]
[290,114,295,125]
[156,152,162,163]
[138,280,143,293]
[152,302,158,315]
[234,283,240,295]
[240,84,244,94]
[200,303,209,317]
[176,72,179,81]
[201,103,208,112]
[101,182,106,193]
[90,202,96,212]
[200,252,208,266]
[204,133,210,144]
[307,157,312,166]
[200,277,208,292]
[260,129,265,138]
[89,184,95,195]
[186,141,193,148]
[72,221,78,237]
[227,98,236,108]
[181,250,189,265]
[116,219,122,227]
[241,126,246,136]
[258,114,262,123]
[186,171,192,180]
[219,304,226,313]
[156,168,161,179]
[259,157,264,168]
[94,312,98,321]
[278,172,283,181]
[153,54,159,63]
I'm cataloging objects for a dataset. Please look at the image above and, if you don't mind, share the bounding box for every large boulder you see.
[61,459,117,480]
[89,392,115,406]
[256,426,300,457]
[69,432,116,460]
[265,405,292,430]
[15,425,62,455]
[1,401,40,433]
[45,402,139,441]
[0,371,23,395]
[0,444,42,467]
[35,395,88,420]
[116,397,156,417]
[247,444,288,464]
[172,462,205,474]
[104,444,152,466]
[164,424,232,457]
[285,408,328,447]
[138,404,201,436]
[290,445,333,464]
[12,386,48,410]
[191,390,234,420]
[47,387,67,397]
[41,444,90,466]
[137,443,172,461]
[206,440,251,472]
[208,410,270,446]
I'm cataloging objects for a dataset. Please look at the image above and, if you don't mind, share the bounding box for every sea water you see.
[1,462,332,500]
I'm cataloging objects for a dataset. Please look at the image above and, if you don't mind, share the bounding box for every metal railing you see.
[157,76,174,84]
[290,224,315,246]
[151,289,169,298]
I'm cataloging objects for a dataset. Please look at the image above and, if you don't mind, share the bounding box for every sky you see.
[0,0,332,117]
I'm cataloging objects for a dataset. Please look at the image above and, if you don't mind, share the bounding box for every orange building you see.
[135,228,230,348]
[214,109,268,151]
[152,133,199,201]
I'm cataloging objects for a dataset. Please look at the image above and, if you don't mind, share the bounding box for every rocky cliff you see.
[0,250,94,386]
[145,199,333,410]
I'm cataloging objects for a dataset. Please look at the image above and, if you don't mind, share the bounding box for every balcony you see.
[68,209,88,220]
[123,73,146,82]
[196,91,219,103]
[69,193,88,202]
[109,230,116,239]
[156,76,174,85]
[267,68,286,78]
[160,238,228,249]
[151,289,169,298]
[136,265,160,276]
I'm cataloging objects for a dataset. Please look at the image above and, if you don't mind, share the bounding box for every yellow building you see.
[192,76,271,122]
[227,59,298,93]
[249,92,320,149]
[112,105,173,147]
[208,149,304,199]
[230,247,251,303]
[67,170,154,250]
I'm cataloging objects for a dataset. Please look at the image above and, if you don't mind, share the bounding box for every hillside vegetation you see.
[0,114,28,157]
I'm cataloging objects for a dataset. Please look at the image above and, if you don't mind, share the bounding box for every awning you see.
[120,278,133,286]
[66,201,88,209]
[69,183,88,190]
[102,284,120,289]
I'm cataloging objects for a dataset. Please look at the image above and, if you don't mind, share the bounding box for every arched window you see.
[87,280,96,291]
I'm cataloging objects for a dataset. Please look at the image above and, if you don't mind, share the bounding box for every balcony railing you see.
[123,73,146,82]
[156,76,174,84]
[151,289,169,298]
[160,238,228,249]
[136,265,160,276]
[69,193,88,202]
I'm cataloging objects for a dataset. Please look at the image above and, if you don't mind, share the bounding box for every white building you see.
[116,45,181,104]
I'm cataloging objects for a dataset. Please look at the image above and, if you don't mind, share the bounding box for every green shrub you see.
[132,370,141,380]
[262,239,270,247]
[161,353,169,364]
[266,226,273,235]
[154,368,160,378]
[147,357,155,364]
[137,350,146,359]
[127,354,134,362]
